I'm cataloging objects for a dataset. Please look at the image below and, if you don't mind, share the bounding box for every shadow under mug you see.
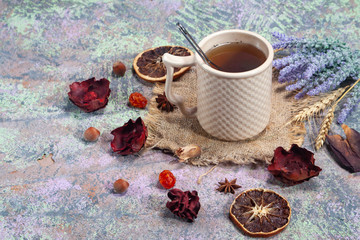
[163,29,274,141]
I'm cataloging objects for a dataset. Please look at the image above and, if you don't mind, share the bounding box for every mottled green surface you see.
[0,0,359,239]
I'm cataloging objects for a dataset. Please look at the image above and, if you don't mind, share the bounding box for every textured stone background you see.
[0,0,359,239]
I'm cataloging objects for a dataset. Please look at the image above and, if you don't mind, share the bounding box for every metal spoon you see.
[176,22,222,70]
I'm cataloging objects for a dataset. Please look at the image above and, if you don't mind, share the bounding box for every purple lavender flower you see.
[286,73,324,92]
[278,62,308,83]
[273,51,311,69]
[272,35,305,49]
[337,85,360,124]
[302,49,346,80]
[272,40,296,50]
[273,33,360,122]
[293,74,328,99]
[272,33,346,52]
[295,88,310,99]
[286,79,307,91]
[307,60,360,96]
[337,103,353,124]
[273,54,297,69]
[272,32,297,42]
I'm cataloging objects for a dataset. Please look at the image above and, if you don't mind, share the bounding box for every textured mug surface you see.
[196,64,272,141]
[164,30,274,141]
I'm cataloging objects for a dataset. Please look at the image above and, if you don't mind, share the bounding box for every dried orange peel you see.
[230,188,291,238]
[133,46,193,82]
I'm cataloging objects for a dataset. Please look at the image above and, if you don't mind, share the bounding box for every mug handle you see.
[162,53,197,117]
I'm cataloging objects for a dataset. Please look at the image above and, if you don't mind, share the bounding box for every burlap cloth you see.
[144,68,305,166]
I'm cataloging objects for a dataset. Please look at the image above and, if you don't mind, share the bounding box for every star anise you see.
[155,92,175,112]
[216,178,241,194]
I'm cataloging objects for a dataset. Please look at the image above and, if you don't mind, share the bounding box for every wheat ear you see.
[315,107,334,150]
[314,78,360,150]
[292,87,346,123]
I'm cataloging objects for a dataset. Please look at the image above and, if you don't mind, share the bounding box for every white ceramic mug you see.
[163,30,274,141]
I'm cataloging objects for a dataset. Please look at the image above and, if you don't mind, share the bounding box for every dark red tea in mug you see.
[206,42,266,73]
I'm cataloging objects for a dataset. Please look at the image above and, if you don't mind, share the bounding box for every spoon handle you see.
[176,22,221,70]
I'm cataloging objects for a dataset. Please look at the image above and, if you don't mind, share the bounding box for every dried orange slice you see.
[133,46,193,82]
[230,188,291,238]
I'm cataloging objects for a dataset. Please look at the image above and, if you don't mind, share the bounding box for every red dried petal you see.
[166,188,200,222]
[110,117,148,155]
[267,144,322,185]
[326,124,360,173]
[68,77,111,112]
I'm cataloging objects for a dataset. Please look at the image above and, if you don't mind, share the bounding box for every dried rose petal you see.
[326,124,360,173]
[110,117,147,155]
[267,144,322,185]
[68,77,111,112]
[166,188,200,222]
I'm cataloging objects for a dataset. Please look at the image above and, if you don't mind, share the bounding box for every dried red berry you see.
[129,92,147,109]
[113,61,126,76]
[267,144,322,185]
[159,170,176,189]
[110,117,148,155]
[166,188,201,222]
[68,77,111,112]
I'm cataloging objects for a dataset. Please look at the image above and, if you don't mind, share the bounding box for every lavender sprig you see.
[337,84,360,124]
[290,70,335,98]
[278,62,308,83]
[302,49,347,79]
[273,32,360,122]
[307,59,360,96]
[273,52,303,69]
[272,32,297,42]
[272,33,346,52]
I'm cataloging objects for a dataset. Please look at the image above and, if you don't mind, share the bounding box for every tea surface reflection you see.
[206,42,266,73]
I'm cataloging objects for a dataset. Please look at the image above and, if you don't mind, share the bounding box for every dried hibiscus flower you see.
[166,188,200,222]
[326,124,360,173]
[68,77,111,112]
[267,144,322,185]
[110,117,147,155]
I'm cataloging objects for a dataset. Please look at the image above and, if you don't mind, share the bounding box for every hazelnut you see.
[83,127,100,141]
[113,61,126,76]
[113,179,129,193]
